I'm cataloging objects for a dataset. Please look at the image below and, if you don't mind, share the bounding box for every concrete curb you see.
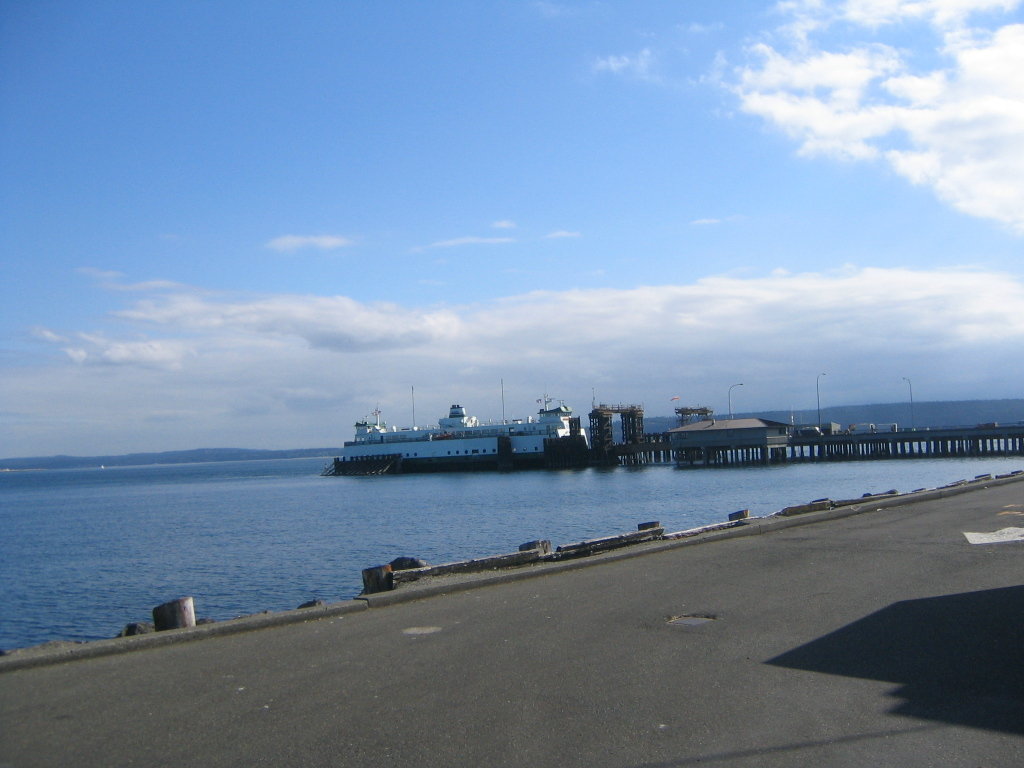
[5,469,1022,672]
[0,600,367,674]
[361,470,1024,607]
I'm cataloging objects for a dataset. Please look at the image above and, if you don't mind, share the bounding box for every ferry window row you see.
[347,444,544,460]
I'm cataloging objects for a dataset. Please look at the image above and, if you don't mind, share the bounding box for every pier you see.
[609,435,674,465]
[586,407,1024,469]
[323,413,1024,472]
[588,403,645,463]
[588,404,676,466]
[673,422,1024,468]
[786,423,1024,462]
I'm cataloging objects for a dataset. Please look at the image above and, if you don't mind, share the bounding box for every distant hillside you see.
[0,447,343,472]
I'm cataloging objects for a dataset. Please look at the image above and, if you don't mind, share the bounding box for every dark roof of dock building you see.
[667,418,790,433]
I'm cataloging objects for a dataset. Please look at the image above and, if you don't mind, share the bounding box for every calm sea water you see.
[2,455,1021,650]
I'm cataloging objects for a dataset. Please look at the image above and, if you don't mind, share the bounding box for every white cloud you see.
[112,279,188,292]
[63,347,88,364]
[30,327,68,343]
[42,268,1024,369]
[59,333,192,369]
[265,234,353,252]
[6,265,1024,456]
[594,48,657,80]
[77,267,187,292]
[492,220,517,229]
[740,43,904,111]
[772,0,1021,37]
[841,0,1021,28]
[544,230,581,238]
[114,293,463,353]
[734,2,1024,231]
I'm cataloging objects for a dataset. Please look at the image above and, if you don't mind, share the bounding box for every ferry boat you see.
[323,403,590,475]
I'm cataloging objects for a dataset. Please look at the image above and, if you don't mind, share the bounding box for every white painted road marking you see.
[963,527,1024,544]
[402,626,443,635]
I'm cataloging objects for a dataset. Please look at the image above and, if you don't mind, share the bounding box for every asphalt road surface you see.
[2,480,1023,767]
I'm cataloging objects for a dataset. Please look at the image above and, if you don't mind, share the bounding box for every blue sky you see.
[3,0,1023,457]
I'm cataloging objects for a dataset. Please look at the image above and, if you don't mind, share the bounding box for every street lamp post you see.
[902,376,915,430]
[728,383,743,420]
[816,372,827,428]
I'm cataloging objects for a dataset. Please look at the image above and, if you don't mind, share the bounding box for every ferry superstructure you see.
[323,403,590,475]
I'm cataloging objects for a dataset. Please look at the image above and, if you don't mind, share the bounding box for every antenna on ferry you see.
[373,404,381,428]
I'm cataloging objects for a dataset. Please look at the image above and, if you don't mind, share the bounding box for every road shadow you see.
[767,585,1024,734]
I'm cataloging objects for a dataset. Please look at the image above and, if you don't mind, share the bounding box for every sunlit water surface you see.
[2,455,1021,649]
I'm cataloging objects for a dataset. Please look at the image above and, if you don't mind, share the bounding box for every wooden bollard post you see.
[728,509,750,522]
[361,564,394,594]
[152,596,196,631]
